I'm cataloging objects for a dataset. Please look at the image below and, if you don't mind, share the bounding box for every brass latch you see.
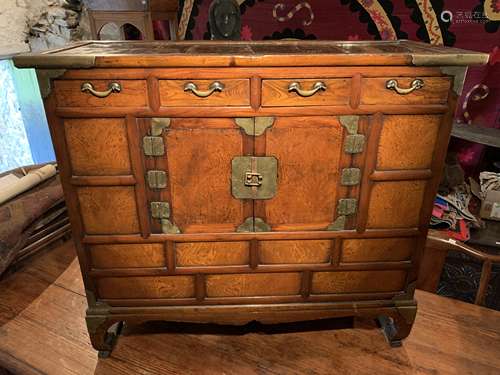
[245,172,263,187]
[232,156,277,200]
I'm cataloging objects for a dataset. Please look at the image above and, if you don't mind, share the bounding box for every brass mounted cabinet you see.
[14,40,488,356]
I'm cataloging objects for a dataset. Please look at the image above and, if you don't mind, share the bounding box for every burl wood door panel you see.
[259,116,343,231]
[64,118,132,176]
[376,115,442,170]
[159,118,250,233]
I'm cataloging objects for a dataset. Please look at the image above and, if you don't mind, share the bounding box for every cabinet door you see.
[141,117,252,234]
[256,116,345,231]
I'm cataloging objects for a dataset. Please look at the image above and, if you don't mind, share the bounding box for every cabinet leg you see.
[377,306,416,347]
[85,316,123,357]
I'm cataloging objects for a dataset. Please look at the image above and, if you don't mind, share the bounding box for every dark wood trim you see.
[370,169,432,181]
[147,76,160,112]
[70,175,136,186]
[82,228,420,244]
[350,73,361,109]
[356,113,383,233]
[126,115,151,238]
[54,104,449,118]
[89,260,411,277]
[250,76,261,110]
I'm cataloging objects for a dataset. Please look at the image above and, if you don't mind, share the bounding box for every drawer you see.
[54,79,147,107]
[89,244,165,269]
[261,78,351,107]
[311,270,407,294]
[361,77,451,105]
[259,240,331,264]
[175,242,250,267]
[97,276,195,299]
[206,273,301,297]
[159,79,250,106]
[341,238,415,263]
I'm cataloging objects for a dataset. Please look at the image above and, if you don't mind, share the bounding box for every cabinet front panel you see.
[259,240,332,264]
[54,79,147,107]
[341,238,415,263]
[65,118,131,176]
[361,77,450,105]
[90,244,165,269]
[165,118,248,233]
[77,186,140,234]
[311,270,407,294]
[263,117,343,230]
[206,273,302,297]
[159,79,250,106]
[261,79,351,107]
[377,115,441,170]
[97,276,195,299]
[176,242,250,266]
[367,181,426,229]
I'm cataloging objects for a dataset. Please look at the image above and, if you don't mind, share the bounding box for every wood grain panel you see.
[259,240,331,264]
[341,238,415,262]
[166,118,246,233]
[264,117,342,229]
[176,242,250,266]
[64,118,131,175]
[377,115,441,170]
[311,270,407,294]
[159,79,250,106]
[206,273,301,297]
[54,80,147,107]
[97,276,195,299]
[90,243,165,268]
[367,181,426,229]
[261,79,351,107]
[361,77,450,105]
[77,186,139,234]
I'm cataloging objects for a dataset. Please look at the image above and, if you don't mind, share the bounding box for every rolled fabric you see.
[0,164,57,205]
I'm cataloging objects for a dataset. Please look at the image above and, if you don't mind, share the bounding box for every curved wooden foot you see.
[377,306,416,347]
[85,316,124,356]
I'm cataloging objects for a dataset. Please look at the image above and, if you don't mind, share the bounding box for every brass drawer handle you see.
[288,81,327,97]
[184,81,225,97]
[81,82,121,98]
[386,79,424,95]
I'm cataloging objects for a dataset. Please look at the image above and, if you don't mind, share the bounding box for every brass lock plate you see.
[232,156,278,200]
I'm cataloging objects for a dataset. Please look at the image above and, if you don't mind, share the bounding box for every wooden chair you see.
[419,229,500,305]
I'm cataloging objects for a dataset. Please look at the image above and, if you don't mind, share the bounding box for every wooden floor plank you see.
[1,241,500,375]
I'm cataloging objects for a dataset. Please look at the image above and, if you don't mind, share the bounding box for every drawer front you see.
[341,238,415,263]
[361,77,451,105]
[206,273,302,297]
[90,244,165,269]
[259,240,332,264]
[97,276,195,299]
[54,79,147,107]
[261,78,351,107]
[159,79,250,106]
[311,270,407,294]
[176,242,250,267]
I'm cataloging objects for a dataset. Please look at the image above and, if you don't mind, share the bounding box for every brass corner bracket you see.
[235,117,275,136]
[237,217,271,232]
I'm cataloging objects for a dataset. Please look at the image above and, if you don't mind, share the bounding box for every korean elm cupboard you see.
[14,40,488,356]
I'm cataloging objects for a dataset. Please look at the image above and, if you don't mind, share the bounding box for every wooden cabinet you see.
[14,40,488,356]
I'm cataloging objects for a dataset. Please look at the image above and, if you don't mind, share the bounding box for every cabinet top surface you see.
[13,40,489,69]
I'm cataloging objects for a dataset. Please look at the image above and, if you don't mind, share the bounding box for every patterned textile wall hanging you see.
[176,0,499,174]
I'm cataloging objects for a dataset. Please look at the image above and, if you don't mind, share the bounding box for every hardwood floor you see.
[1,240,499,375]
